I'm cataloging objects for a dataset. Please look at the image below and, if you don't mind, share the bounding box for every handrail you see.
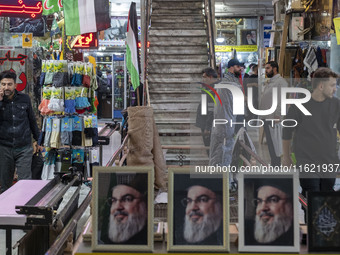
[204,0,216,69]
[45,191,92,255]
[106,134,129,167]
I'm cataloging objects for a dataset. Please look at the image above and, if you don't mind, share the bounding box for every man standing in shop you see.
[195,67,218,147]
[209,59,243,166]
[260,61,288,166]
[282,67,340,196]
[0,70,41,193]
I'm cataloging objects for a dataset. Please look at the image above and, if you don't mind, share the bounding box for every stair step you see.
[149,29,206,37]
[151,15,204,23]
[158,127,201,134]
[149,89,198,94]
[160,135,203,145]
[156,118,196,124]
[152,103,197,111]
[148,54,208,64]
[148,74,201,83]
[153,0,203,7]
[148,63,207,74]
[150,92,198,101]
[149,45,207,55]
[151,98,199,103]
[151,23,205,29]
[148,82,199,90]
[149,36,207,46]
[152,8,202,15]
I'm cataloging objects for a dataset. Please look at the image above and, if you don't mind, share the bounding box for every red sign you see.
[0,0,42,19]
[73,33,98,49]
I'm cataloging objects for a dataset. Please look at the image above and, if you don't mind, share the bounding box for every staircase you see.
[147,0,212,166]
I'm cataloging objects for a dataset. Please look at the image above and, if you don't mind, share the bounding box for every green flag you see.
[42,0,60,15]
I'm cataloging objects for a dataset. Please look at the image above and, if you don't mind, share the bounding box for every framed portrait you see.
[308,191,340,252]
[92,166,154,252]
[241,29,257,45]
[238,173,300,252]
[167,168,229,252]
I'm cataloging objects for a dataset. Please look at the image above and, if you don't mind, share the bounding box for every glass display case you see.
[112,53,127,119]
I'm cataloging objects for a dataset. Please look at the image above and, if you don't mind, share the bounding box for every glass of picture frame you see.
[91,166,154,252]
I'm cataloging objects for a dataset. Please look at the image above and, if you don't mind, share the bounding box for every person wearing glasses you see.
[245,179,294,245]
[174,176,223,245]
[100,174,148,244]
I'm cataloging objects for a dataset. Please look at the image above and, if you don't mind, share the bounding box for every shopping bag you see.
[31,152,44,180]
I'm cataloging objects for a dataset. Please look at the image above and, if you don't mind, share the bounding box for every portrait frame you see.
[307,191,340,252]
[240,29,257,45]
[238,172,300,252]
[92,166,154,252]
[167,168,229,252]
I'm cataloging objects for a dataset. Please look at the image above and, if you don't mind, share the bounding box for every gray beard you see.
[183,203,222,243]
[108,204,147,243]
[254,213,292,243]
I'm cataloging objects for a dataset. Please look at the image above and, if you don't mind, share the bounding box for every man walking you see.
[0,70,41,193]
[282,67,340,195]
[260,61,288,166]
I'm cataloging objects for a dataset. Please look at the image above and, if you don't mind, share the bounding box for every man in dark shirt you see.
[0,70,41,193]
[282,67,340,197]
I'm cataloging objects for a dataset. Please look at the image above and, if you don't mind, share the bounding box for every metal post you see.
[124,53,127,109]
[111,54,114,120]
[6,229,12,255]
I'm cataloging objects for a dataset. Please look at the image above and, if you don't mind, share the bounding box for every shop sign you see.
[334,17,340,45]
[97,55,112,63]
[263,24,272,48]
[215,45,258,52]
[0,50,28,91]
[72,33,98,49]
[0,0,42,19]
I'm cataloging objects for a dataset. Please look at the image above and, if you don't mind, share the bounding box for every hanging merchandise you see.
[44,60,54,85]
[39,87,53,115]
[41,149,57,180]
[64,87,76,114]
[52,60,69,87]
[50,118,61,149]
[72,115,83,146]
[61,116,73,146]
[89,148,100,177]
[303,46,318,79]
[48,87,64,112]
[72,62,84,86]
[83,63,92,88]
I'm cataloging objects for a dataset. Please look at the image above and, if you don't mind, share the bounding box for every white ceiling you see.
[109,0,273,18]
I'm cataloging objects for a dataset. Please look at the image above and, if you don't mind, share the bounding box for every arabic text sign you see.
[333,18,340,45]
[0,45,14,51]
[215,45,258,52]
[0,0,42,19]
[0,50,28,91]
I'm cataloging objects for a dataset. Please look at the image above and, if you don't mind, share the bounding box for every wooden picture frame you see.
[167,168,229,252]
[307,191,340,252]
[241,29,257,45]
[238,173,300,252]
[92,166,154,252]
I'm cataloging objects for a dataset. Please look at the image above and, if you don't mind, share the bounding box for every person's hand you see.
[282,154,293,167]
[0,88,4,101]
[33,142,44,154]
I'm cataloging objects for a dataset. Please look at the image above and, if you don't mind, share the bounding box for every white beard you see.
[183,202,222,243]
[108,202,147,243]
[254,211,292,243]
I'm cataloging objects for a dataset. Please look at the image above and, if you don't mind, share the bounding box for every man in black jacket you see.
[0,70,41,193]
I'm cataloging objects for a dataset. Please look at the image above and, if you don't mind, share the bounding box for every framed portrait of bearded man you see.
[167,168,229,252]
[238,173,300,252]
[92,166,153,252]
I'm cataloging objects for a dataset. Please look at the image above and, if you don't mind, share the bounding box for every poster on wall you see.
[10,17,46,37]
[22,33,33,48]
[263,24,272,48]
[0,50,28,91]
